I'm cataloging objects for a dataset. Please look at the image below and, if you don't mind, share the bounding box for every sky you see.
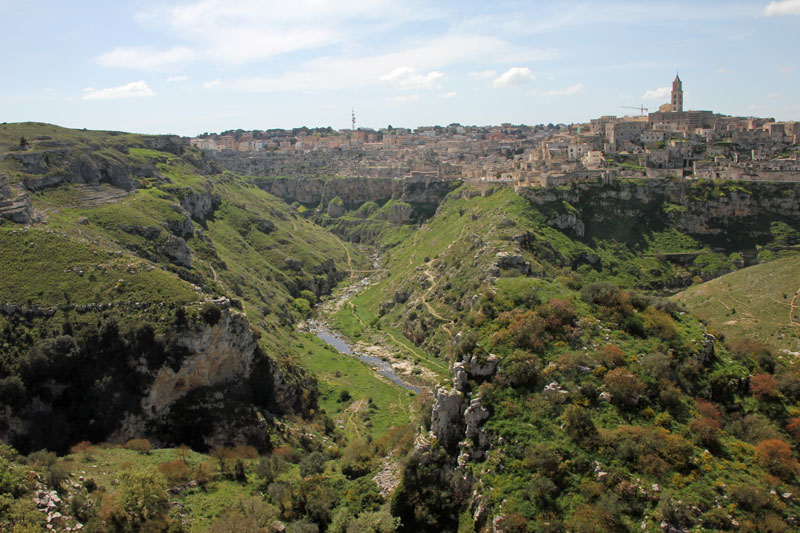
[1,0,799,136]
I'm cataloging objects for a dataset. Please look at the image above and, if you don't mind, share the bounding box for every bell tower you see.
[671,74,683,112]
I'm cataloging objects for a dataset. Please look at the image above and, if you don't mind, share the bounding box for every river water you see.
[307,319,421,394]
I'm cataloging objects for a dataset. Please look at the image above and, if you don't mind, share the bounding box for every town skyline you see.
[1,1,799,136]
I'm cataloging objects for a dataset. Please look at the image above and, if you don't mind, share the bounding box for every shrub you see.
[751,373,780,401]
[200,303,222,326]
[341,439,376,479]
[293,297,312,318]
[498,350,540,387]
[157,459,191,485]
[255,455,288,487]
[69,441,94,455]
[786,417,800,443]
[566,503,615,533]
[192,460,217,486]
[124,438,152,454]
[298,290,317,306]
[299,452,327,477]
[596,345,625,368]
[563,405,598,447]
[689,417,722,449]
[756,439,799,480]
[642,306,678,340]
[730,484,771,512]
[495,309,546,352]
[604,368,646,409]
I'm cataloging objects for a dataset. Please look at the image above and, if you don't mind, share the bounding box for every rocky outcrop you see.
[177,184,219,220]
[160,234,192,267]
[549,212,585,237]
[0,173,35,224]
[141,309,256,416]
[491,252,531,276]
[431,386,465,450]
[164,213,195,238]
[463,397,490,457]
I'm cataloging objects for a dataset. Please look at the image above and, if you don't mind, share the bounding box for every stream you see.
[306,255,423,394]
[308,320,421,394]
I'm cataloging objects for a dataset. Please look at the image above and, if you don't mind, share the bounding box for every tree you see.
[115,468,170,530]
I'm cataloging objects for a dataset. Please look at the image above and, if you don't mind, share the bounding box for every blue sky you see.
[1,0,798,135]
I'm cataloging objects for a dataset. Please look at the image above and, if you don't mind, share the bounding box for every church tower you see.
[671,74,683,112]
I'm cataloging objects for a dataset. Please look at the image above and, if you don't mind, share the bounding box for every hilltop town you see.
[191,76,800,187]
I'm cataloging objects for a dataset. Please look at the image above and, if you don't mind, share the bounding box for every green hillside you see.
[675,253,800,354]
[3,123,800,532]
[330,185,800,532]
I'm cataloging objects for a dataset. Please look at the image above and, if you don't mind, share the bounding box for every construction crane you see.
[621,105,649,116]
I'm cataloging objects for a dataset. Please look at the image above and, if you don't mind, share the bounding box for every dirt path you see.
[343,398,368,440]
[790,290,800,327]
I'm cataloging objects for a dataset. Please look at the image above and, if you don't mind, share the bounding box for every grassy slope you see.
[674,253,800,353]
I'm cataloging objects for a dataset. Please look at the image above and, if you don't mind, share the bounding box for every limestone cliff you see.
[255,175,460,210]
[521,180,800,245]
[141,308,257,416]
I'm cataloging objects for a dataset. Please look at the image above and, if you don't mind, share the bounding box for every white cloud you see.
[642,86,670,100]
[469,70,496,79]
[768,92,783,99]
[441,91,458,99]
[714,68,734,75]
[131,0,439,66]
[95,46,196,71]
[82,81,155,100]
[779,65,796,75]
[203,78,221,89]
[765,0,800,15]
[167,75,188,82]
[220,33,551,93]
[380,66,445,90]
[388,94,420,103]
[492,67,535,88]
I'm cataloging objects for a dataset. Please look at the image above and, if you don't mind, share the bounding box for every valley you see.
[1,122,800,532]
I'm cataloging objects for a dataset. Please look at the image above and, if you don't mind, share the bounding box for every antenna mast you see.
[351,108,356,131]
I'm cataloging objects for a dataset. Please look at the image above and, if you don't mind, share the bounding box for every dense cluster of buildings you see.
[189,77,800,188]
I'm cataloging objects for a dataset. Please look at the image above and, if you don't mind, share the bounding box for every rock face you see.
[160,234,192,267]
[255,175,460,213]
[0,173,35,224]
[431,386,465,450]
[178,184,219,221]
[385,202,412,224]
[463,397,490,455]
[521,180,800,244]
[142,309,257,416]
[492,252,531,276]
